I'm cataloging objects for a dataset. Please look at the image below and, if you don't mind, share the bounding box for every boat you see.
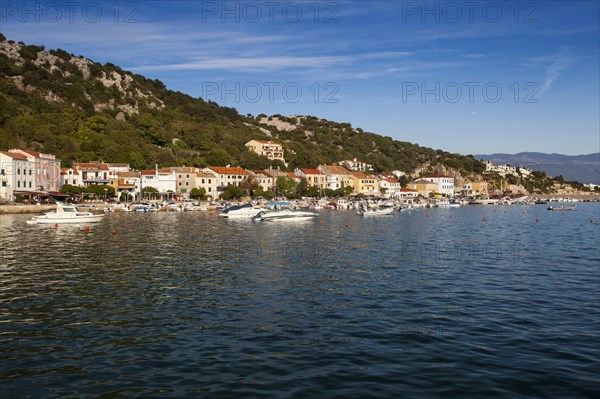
[547,205,577,211]
[358,206,394,216]
[534,200,549,204]
[26,202,105,225]
[219,203,264,218]
[253,208,318,221]
[435,199,460,208]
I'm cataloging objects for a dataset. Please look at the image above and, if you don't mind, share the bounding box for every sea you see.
[1,203,599,398]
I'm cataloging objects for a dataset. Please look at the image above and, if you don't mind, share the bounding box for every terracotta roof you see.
[320,165,352,175]
[385,178,399,183]
[400,187,417,192]
[0,151,29,160]
[141,170,156,175]
[196,171,216,178]
[260,170,274,178]
[75,162,109,171]
[108,163,129,168]
[299,168,322,175]
[207,166,248,175]
[350,171,369,179]
[117,171,138,178]
[21,150,41,157]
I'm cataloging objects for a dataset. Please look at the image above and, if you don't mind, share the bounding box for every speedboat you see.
[26,202,105,225]
[219,203,264,218]
[253,208,318,221]
[547,205,577,211]
[358,206,394,216]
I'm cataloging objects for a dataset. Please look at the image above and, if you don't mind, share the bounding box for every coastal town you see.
[0,139,597,210]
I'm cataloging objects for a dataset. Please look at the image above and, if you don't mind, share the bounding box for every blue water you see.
[1,204,599,398]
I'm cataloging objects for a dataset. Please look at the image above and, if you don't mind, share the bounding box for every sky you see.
[1,0,599,155]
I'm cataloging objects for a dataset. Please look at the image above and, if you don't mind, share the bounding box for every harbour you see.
[1,203,599,397]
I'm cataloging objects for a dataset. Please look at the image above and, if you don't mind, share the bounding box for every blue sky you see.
[1,0,599,155]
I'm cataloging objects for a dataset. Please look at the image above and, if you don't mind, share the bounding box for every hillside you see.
[476,153,600,185]
[0,34,486,177]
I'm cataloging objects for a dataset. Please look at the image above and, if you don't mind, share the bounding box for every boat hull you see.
[27,215,105,224]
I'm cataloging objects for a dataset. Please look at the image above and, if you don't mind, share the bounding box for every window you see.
[1,182,5,187]
[17,181,20,187]
[29,170,32,175]
[29,181,32,188]
[17,168,20,175]
[186,182,189,186]
[202,179,205,184]
[186,174,189,178]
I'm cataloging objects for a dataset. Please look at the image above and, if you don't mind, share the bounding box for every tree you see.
[190,187,206,199]
[206,147,232,166]
[221,184,244,200]
[60,184,83,194]
[296,177,308,196]
[141,186,158,193]
[240,175,260,195]
[306,186,320,197]
[399,175,409,187]
[276,176,296,197]
[380,187,388,195]
[84,184,115,197]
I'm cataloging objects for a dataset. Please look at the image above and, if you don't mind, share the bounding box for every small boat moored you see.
[547,205,577,211]
[253,208,318,222]
[26,202,105,225]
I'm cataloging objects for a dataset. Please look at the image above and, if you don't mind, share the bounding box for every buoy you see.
[345,223,349,228]
[426,213,429,218]
[319,220,323,225]
[450,214,452,219]
[482,217,487,221]
[112,229,116,235]
[536,218,540,223]
[54,223,58,228]
[84,226,90,233]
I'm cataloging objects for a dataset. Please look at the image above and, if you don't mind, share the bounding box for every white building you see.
[9,149,61,192]
[0,151,37,201]
[423,174,455,196]
[338,158,373,172]
[60,168,83,187]
[378,177,402,198]
[141,168,177,194]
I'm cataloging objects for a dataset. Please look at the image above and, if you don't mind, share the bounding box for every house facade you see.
[0,151,37,200]
[195,171,218,199]
[422,174,455,196]
[294,168,327,190]
[9,149,61,192]
[245,140,285,162]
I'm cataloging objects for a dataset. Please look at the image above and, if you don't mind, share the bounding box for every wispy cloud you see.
[540,49,574,94]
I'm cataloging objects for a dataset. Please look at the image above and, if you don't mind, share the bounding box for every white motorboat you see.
[253,208,318,221]
[358,206,394,216]
[26,202,105,225]
[219,203,264,218]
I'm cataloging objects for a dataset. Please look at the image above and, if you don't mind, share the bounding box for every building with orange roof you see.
[245,140,285,162]
[205,166,249,197]
[350,171,378,196]
[294,168,327,190]
[378,177,402,198]
[317,164,354,190]
[140,167,176,194]
[249,170,275,192]
[195,171,218,199]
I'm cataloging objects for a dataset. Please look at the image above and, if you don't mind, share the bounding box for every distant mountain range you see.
[476,152,600,184]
